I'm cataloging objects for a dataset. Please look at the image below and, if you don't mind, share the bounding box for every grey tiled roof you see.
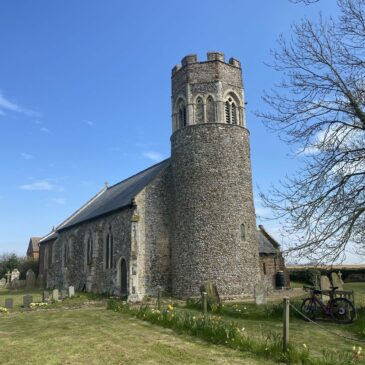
[257,228,280,254]
[39,231,58,244]
[58,159,170,231]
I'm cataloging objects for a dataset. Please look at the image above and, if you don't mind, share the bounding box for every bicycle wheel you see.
[330,298,356,324]
[301,298,317,321]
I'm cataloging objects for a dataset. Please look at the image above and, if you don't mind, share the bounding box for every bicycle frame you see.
[304,286,337,316]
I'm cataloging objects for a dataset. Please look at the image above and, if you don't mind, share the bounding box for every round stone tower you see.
[170,52,261,298]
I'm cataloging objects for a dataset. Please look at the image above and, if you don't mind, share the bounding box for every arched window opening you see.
[48,244,52,268]
[105,227,114,269]
[44,246,49,270]
[206,96,215,123]
[263,262,267,275]
[195,97,204,124]
[240,224,246,241]
[120,259,128,295]
[225,101,230,124]
[225,95,240,124]
[231,103,237,124]
[105,234,110,269]
[178,101,187,127]
[63,242,69,267]
[110,234,114,268]
[87,237,93,265]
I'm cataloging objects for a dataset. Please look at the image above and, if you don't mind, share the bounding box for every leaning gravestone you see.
[200,281,221,308]
[331,272,343,290]
[42,291,50,302]
[11,268,20,282]
[68,286,75,298]
[0,278,6,288]
[10,278,20,290]
[23,294,33,309]
[61,289,68,299]
[5,298,13,309]
[320,275,331,302]
[52,289,59,301]
[26,269,36,289]
[254,282,267,305]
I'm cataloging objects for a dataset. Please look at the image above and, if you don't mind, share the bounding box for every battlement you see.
[172,52,241,76]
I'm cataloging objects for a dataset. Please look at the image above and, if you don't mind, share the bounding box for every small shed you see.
[26,237,42,260]
[257,225,290,288]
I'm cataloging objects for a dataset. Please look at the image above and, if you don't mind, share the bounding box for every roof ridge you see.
[108,158,170,190]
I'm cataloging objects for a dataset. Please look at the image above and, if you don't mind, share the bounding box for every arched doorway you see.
[120,258,128,296]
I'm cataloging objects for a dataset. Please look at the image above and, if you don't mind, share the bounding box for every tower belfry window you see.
[195,97,204,124]
[206,96,215,123]
[225,101,230,123]
[178,101,187,127]
[225,96,240,125]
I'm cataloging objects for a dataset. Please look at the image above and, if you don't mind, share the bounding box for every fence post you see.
[157,286,162,310]
[283,297,290,352]
[202,292,208,320]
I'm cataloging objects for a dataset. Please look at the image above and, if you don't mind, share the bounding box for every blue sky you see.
[2,0,358,262]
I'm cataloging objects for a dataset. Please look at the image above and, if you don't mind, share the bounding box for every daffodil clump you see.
[0,306,8,314]
[29,302,48,309]
[353,345,363,360]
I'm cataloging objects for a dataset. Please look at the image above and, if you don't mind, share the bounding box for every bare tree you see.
[259,0,365,263]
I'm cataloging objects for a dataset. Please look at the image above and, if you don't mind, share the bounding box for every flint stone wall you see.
[48,208,133,295]
[171,123,261,298]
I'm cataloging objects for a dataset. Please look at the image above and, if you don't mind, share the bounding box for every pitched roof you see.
[56,159,170,232]
[39,230,58,244]
[257,225,281,255]
[27,237,41,253]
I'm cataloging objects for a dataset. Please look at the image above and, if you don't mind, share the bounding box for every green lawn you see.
[0,307,278,365]
[1,284,365,364]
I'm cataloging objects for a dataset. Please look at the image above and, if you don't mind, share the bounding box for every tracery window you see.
[195,97,204,124]
[87,236,93,265]
[63,241,70,267]
[105,226,114,269]
[225,96,239,125]
[206,96,215,123]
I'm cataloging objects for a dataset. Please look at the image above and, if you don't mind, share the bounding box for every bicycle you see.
[301,286,356,324]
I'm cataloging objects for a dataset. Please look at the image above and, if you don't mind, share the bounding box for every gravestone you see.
[0,278,6,288]
[68,286,75,298]
[61,289,68,299]
[11,269,20,282]
[52,289,59,301]
[199,281,221,308]
[5,271,11,284]
[338,271,344,285]
[254,282,267,305]
[320,275,331,302]
[42,291,50,302]
[23,294,33,308]
[10,278,20,290]
[5,298,13,309]
[331,272,343,290]
[26,269,36,289]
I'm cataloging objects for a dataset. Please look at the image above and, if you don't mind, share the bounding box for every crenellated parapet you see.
[171,52,246,133]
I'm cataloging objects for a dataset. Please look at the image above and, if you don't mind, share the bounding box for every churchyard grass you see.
[0,288,105,310]
[0,305,278,365]
[108,299,364,364]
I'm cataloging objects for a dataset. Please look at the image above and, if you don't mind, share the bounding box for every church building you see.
[39,52,283,300]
